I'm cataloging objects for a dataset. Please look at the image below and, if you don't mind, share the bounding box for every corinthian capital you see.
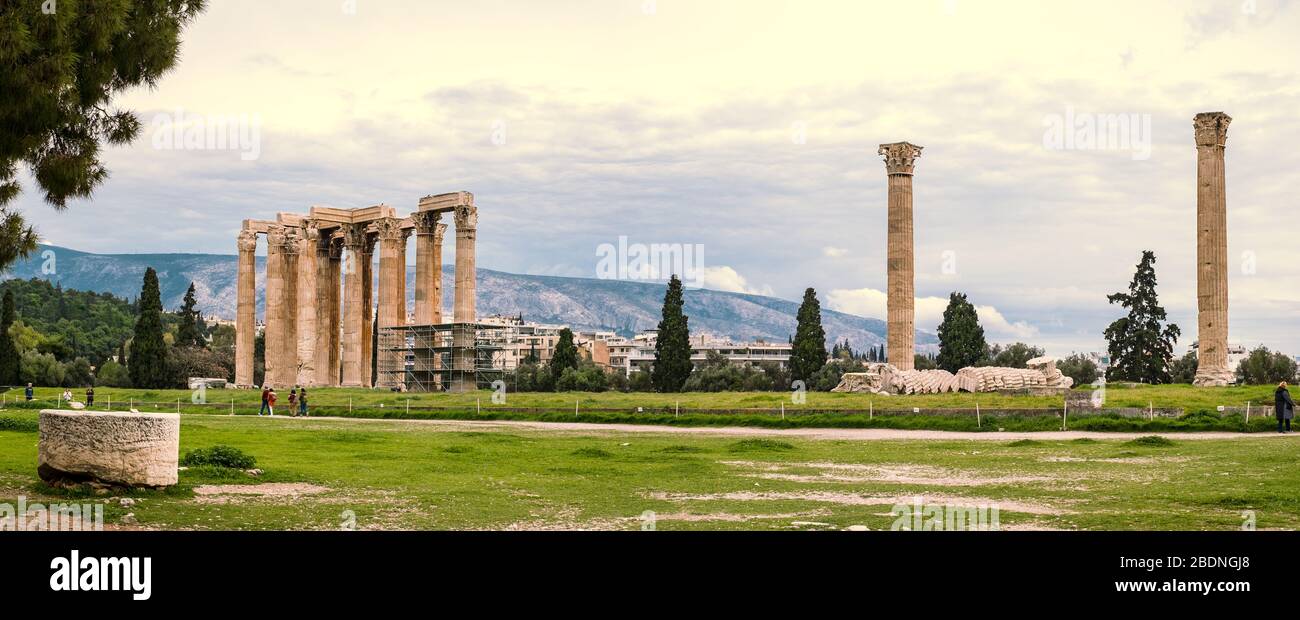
[237,230,258,253]
[879,142,924,175]
[342,223,367,249]
[266,225,287,248]
[1193,112,1231,148]
[412,210,443,235]
[373,217,406,241]
[453,205,478,230]
[433,222,447,245]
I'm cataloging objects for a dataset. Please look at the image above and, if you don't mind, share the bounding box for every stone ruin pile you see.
[831,356,1074,395]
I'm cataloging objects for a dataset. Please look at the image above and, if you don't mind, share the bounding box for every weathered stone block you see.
[38,410,180,488]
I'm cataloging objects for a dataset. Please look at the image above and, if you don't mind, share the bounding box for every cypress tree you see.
[1104,251,1180,384]
[935,292,988,372]
[175,282,205,348]
[550,328,579,381]
[652,275,692,393]
[0,290,20,384]
[790,288,827,382]
[128,268,168,388]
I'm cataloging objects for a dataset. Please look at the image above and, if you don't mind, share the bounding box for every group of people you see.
[259,386,309,417]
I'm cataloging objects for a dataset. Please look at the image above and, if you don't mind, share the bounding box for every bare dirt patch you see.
[193,483,331,504]
[646,490,1070,516]
[721,460,1066,488]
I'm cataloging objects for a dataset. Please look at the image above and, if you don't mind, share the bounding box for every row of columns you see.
[234,195,474,390]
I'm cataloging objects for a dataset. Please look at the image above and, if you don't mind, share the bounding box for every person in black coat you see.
[1276,382,1295,433]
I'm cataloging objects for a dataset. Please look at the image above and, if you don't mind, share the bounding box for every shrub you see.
[1124,435,1175,448]
[727,438,795,452]
[1057,353,1099,386]
[180,445,257,469]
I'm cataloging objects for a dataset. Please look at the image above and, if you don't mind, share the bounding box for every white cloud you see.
[822,246,848,258]
[827,288,1038,341]
[698,266,772,296]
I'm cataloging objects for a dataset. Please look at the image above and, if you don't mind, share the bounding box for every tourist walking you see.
[288,388,298,417]
[1276,381,1294,434]
[85,386,95,407]
[61,388,72,405]
[24,383,33,401]
[267,388,277,416]
[259,386,271,416]
[298,388,309,417]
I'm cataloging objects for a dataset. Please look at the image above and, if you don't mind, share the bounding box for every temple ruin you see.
[234,191,482,391]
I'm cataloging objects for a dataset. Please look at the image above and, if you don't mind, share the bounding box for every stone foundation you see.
[38,410,180,488]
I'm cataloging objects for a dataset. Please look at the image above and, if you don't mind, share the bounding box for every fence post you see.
[106,395,110,411]
[1062,400,1068,431]
[976,402,981,428]
[675,401,679,419]
[1149,401,1154,421]
[231,398,235,416]
[781,402,785,421]
[476,398,480,415]
[575,400,579,418]
[406,399,410,415]
[129,398,133,410]
[1246,401,1251,426]
[177,398,181,414]
[349,398,353,414]
[869,400,873,420]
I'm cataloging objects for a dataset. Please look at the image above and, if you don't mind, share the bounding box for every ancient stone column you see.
[278,227,301,388]
[879,142,923,372]
[451,205,478,392]
[294,223,319,387]
[340,224,367,387]
[314,232,337,386]
[375,218,410,388]
[1193,112,1233,387]
[327,237,343,384]
[234,229,258,388]
[412,211,445,325]
[263,225,287,388]
[360,232,377,388]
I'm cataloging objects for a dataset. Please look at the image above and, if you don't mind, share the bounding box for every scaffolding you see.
[376,322,507,392]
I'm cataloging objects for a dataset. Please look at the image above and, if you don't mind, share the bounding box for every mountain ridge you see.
[1,245,937,351]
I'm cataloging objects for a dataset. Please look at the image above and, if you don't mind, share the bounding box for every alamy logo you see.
[49,550,152,601]
[595,236,705,288]
[0,496,103,531]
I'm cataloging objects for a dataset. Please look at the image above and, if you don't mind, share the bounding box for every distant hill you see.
[2,245,937,352]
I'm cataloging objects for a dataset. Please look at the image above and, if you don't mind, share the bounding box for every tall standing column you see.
[879,142,923,371]
[375,218,410,388]
[1193,112,1233,387]
[412,211,445,325]
[235,229,258,388]
[340,224,366,387]
[278,227,301,388]
[294,223,319,387]
[264,225,287,388]
[451,205,478,392]
[314,231,337,386]
[360,232,376,388]
[328,237,343,384]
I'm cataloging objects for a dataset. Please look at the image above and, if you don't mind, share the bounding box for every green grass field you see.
[1,383,1284,433]
[1,409,1296,531]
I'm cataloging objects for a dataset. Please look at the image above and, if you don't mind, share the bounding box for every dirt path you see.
[240,415,1296,442]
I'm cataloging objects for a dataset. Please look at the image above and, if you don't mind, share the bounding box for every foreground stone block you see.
[38,410,180,488]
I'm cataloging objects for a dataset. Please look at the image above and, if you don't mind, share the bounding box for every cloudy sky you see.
[13,0,1300,355]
